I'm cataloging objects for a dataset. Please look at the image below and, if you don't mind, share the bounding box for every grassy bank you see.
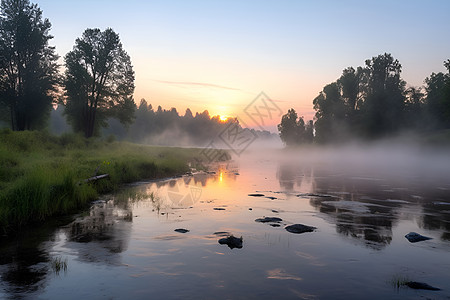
[0,130,228,234]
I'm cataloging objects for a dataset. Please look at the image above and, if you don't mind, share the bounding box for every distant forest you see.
[49,99,278,146]
[278,53,450,145]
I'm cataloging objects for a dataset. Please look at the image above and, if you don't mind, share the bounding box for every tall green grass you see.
[0,129,228,234]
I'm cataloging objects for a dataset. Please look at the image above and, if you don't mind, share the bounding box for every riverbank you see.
[0,130,228,234]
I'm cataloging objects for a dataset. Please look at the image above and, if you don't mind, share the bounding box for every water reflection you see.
[277,161,450,249]
[1,157,449,299]
[0,237,49,298]
[0,221,64,299]
[66,200,132,256]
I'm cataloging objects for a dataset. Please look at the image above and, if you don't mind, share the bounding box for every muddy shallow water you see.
[1,149,450,299]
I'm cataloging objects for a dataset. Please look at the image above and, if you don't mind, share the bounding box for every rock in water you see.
[248,193,265,197]
[218,235,243,249]
[285,224,316,234]
[255,217,283,223]
[405,232,432,243]
[174,228,189,233]
[405,281,441,291]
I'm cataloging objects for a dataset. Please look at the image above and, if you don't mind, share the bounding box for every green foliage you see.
[310,53,425,143]
[424,61,450,128]
[288,53,450,144]
[64,28,135,138]
[277,108,313,146]
[361,53,406,137]
[0,0,59,131]
[0,131,217,233]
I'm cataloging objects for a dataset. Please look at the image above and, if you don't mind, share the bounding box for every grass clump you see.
[50,256,68,275]
[390,275,410,290]
[0,130,228,234]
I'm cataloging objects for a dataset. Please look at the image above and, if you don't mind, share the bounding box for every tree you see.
[313,82,348,142]
[312,53,408,142]
[64,28,135,138]
[138,98,148,111]
[443,60,450,125]
[360,53,406,137]
[424,60,450,129]
[403,86,425,129]
[337,67,362,118]
[184,108,193,118]
[0,0,59,130]
[278,108,313,146]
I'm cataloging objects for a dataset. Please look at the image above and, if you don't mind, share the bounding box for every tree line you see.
[0,0,134,138]
[50,98,277,146]
[278,53,450,145]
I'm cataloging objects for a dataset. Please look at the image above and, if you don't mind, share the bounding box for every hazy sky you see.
[38,0,450,130]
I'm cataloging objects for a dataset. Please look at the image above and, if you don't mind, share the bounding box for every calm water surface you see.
[1,150,450,299]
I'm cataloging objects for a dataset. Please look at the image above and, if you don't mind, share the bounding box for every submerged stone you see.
[405,232,432,243]
[255,217,283,223]
[405,281,441,291]
[285,224,316,234]
[266,196,277,200]
[248,193,265,197]
[218,235,243,249]
[174,228,189,233]
[213,207,226,211]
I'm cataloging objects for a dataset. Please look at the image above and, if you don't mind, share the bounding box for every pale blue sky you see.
[37,0,450,128]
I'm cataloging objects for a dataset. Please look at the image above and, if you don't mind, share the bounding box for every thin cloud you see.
[268,98,290,103]
[153,79,244,92]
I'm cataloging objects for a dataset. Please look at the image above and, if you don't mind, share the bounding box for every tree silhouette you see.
[443,60,450,126]
[311,53,410,142]
[404,86,426,129]
[360,53,406,137]
[64,28,135,138]
[278,108,313,146]
[0,0,59,130]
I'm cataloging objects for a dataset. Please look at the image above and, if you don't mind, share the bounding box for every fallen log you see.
[84,174,109,183]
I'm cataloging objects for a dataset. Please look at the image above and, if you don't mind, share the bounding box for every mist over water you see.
[240,136,450,186]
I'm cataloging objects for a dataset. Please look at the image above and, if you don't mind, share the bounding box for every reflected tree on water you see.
[66,200,132,261]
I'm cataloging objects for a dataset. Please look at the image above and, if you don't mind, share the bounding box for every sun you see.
[219,115,228,121]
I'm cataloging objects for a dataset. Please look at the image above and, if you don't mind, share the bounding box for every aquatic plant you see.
[50,256,68,275]
[390,275,410,290]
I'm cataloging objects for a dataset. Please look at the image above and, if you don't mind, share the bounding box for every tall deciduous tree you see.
[312,53,408,142]
[0,0,59,130]
[64,28,135,138]
[360,53,406,137]
[424,60,450,129]
[278,108,313,146]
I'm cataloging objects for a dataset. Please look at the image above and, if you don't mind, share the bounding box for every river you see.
[1,147,449,299]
